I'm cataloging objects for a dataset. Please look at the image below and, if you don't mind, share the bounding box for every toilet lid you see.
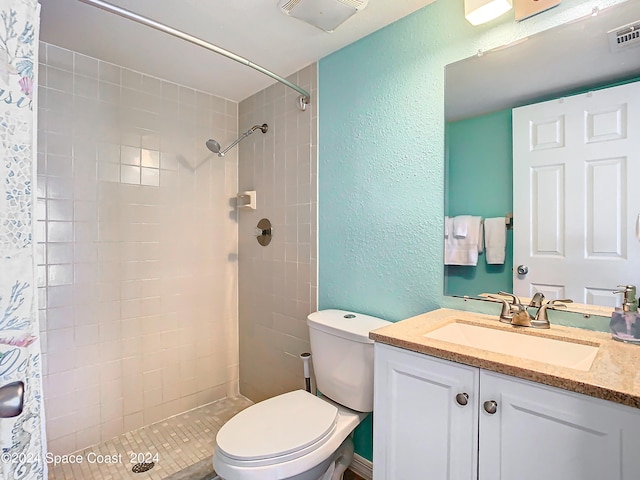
[216,390,338,461]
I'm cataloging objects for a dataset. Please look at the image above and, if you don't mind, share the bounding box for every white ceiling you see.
[39,0,436,102]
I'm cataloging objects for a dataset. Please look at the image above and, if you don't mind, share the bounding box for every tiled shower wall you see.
[237,64,318,402]
[37,42,240,455]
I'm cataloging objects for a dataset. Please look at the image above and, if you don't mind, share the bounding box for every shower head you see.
[205,139,222,155]
[205,123,268,157]
[252,123,269,134]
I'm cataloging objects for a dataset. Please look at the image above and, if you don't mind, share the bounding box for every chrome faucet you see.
[489,292,531,325]
[531,299,572,329]
[489,292,516,324]
[510,302,534,327]
[489,292,572,329]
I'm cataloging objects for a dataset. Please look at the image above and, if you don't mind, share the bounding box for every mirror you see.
[444,1,640,315]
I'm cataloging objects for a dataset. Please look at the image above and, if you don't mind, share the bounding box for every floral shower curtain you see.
[0,0,46,479]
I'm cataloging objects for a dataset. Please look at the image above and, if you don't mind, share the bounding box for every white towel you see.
[444,216,451,238]
[445,216,483,265]
[484,217,506,264]
[453,215,472,238]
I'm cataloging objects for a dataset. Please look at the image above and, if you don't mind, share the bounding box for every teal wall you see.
[318,0,627,463]
[445,109,513,296]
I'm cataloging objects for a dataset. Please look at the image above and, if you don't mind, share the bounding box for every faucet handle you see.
[498,291,522,306]
[531,301,569,328]
[538,299,571,316]
[548,299,573,306]
[529,292,545,308]
[488,295,514,324]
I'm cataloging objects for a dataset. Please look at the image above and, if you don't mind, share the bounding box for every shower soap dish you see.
[237,191,256,209]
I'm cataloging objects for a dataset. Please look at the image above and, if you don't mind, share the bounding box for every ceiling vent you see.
[608,21,640,52]
[278,0,368,33]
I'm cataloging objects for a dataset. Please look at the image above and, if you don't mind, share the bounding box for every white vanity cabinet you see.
[373,343,640,480]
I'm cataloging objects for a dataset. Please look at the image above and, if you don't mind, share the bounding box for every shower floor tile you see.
[47,394,367,480]
[47,395,253,480]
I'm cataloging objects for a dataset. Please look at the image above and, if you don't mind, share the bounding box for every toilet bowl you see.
[213,309,391,480]
[213,390,366,480]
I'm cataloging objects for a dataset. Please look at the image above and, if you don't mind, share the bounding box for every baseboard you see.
[349,453,373,480]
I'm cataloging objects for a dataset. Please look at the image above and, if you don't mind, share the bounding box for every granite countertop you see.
[369,308,640,410]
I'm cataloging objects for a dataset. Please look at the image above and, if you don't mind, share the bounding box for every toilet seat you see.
[216,390,338,467]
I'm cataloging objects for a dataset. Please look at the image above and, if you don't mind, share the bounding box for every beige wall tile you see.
[39,42,239,453]
[238,64,318,402]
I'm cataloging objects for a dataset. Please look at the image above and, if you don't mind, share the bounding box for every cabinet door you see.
[373,343,479,480]
[479,370,640,480]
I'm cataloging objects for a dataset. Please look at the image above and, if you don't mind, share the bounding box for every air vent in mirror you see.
[608,21,640,52]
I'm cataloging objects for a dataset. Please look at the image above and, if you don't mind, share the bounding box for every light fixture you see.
[465,0,513,26]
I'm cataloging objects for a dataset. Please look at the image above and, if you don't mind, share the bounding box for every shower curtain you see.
[0,0,46,479]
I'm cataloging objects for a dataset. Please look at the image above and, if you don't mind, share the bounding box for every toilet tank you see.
[307,309,391,412]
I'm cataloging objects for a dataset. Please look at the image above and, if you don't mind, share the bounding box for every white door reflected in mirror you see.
[512,81,640,307]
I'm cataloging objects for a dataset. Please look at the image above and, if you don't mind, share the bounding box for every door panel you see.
[531,164,564,255]
[530,115,565,150]
[585,103,626,143]
[585,157,625,258]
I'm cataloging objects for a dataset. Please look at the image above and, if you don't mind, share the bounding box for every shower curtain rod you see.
[77,0,311,111]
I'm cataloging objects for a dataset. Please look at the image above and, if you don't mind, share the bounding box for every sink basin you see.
[424,322,598,371]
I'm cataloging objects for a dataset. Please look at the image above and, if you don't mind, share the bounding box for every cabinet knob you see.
[483,400,498,414]
[455,393,469,406]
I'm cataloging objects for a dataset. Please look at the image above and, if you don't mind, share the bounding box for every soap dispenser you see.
[610,285,640,344]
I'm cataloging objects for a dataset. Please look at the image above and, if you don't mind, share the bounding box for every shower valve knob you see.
[255,218,273,246]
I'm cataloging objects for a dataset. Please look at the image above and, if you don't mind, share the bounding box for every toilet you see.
[213,309,391,480]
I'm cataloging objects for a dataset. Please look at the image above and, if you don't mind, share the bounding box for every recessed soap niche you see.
[237,190,256,209]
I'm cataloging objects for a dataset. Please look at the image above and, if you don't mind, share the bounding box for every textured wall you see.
[318,0,626,461]
[319,0,625,323]
[38,43,240,455]
[237,65,318,403]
